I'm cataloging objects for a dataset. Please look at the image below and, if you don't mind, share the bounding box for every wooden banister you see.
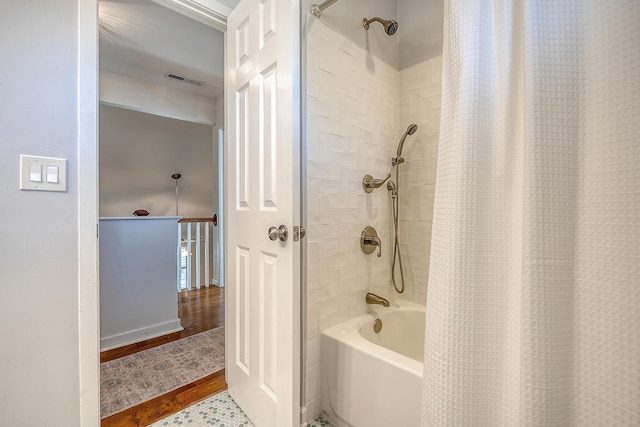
[178,214,217,226]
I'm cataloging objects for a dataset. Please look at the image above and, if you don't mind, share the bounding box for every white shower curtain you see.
[423,1,639,425]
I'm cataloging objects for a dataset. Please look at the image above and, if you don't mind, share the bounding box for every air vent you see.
[165,73,205,87]
[165,73,185,81]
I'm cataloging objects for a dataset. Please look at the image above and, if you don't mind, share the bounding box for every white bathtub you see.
[320,302,425,427]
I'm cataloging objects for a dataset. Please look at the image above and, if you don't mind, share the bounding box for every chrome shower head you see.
[363,17,398,36]
[395,124,419,158]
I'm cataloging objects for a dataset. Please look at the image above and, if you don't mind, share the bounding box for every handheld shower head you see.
[396,124,418,157]
[392,124,418,166]
[363,17,398,36]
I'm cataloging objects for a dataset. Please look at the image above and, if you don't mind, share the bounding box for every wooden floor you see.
[101,286,226,427]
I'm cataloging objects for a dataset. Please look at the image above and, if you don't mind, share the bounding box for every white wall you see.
[398,0,444,69]
[303,0,399,68]
[305,19,400,420]
[0,2,86,425]
[303,0,444,71]
[100,104,215,218]
[100,217,182,350]
[304,18,442,423]
[100,70,217,125]
[398,56,442,305]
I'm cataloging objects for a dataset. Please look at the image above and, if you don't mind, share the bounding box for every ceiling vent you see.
[165,72,205,87]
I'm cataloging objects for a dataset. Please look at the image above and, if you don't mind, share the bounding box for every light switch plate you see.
[20,155,67,192]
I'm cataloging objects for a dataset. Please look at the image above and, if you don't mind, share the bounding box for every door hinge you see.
[293,225,306,242]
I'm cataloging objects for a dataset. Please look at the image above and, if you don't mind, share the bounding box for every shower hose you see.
[391,165,405,294]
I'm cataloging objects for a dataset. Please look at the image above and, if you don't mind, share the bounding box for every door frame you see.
[215,127,225,287]
[78,0,99,425]
[77,0,248,424]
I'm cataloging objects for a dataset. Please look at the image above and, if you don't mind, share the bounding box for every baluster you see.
[177,223,182,291]
[195,222,201,289]
[186,223,192,291]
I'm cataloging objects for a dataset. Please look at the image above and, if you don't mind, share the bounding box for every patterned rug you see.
[100,327,225,419]
[150,390,332,426]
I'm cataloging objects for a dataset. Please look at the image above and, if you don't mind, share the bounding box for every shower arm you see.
[362,17,385,30]
[310,0,339,18]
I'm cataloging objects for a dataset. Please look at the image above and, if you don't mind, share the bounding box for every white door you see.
[225,0,300,426]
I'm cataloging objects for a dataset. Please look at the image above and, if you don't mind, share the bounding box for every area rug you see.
[150,390,333,427]
[100,327,225,419]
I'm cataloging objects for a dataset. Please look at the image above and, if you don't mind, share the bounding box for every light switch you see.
[29,164,42,182]
[46,165,59,183]
[20,155,67,192]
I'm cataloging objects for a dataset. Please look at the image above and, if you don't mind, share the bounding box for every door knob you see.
[268,225,288,241]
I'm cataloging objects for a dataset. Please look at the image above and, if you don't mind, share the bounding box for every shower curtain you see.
[423,1,639,425]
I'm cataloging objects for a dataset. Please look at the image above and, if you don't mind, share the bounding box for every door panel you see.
[225,0,300,425]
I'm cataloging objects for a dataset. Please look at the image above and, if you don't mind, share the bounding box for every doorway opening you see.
[97,0,229,424]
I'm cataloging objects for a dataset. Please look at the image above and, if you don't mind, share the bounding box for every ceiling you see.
[99,0,443,102]
[99,0,226,99]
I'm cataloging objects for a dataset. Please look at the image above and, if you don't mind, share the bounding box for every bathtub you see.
[320,302,425,427]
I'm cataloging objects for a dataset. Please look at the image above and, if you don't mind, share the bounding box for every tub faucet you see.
[366,292,390,307]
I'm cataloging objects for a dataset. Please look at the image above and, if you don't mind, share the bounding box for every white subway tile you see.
[306,22,442,412]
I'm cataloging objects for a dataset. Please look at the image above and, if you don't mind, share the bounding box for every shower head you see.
[363,17,398,36]
[396,124,418,157]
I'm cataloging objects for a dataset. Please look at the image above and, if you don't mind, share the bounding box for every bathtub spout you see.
[366,292,390,307]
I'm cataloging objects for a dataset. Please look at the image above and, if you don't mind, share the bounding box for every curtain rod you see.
[310,0,339,18]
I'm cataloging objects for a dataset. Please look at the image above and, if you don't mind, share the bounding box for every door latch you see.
[293,226,306,242]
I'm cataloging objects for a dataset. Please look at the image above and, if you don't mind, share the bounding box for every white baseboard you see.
[100,319,184,351]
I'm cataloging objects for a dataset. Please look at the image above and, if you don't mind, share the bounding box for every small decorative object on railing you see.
[133,209,150,216]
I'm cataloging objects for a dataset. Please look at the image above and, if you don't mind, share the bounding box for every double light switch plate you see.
[20,155,67,192]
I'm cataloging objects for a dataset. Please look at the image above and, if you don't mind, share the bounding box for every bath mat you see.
[149,390,333,427]
[100,327,224,419]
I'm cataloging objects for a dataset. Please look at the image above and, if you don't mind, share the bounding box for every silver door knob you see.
[268,225,288,241]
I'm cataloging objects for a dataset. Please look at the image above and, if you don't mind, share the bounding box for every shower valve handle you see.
[362,174,391,193]
[361,226,382,257]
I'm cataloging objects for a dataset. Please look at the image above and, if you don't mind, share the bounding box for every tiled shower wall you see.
[397,57,442,305]
[304,19,442,420]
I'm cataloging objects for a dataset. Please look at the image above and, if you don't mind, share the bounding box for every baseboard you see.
[100,319,184,351]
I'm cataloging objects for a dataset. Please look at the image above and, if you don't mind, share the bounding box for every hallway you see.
[101,286,226,427]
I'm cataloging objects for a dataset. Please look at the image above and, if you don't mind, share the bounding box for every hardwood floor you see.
[101,286,226,427]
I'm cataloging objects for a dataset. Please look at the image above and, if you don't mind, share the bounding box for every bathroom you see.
[300,0,640,426]
[2,0,638,425]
